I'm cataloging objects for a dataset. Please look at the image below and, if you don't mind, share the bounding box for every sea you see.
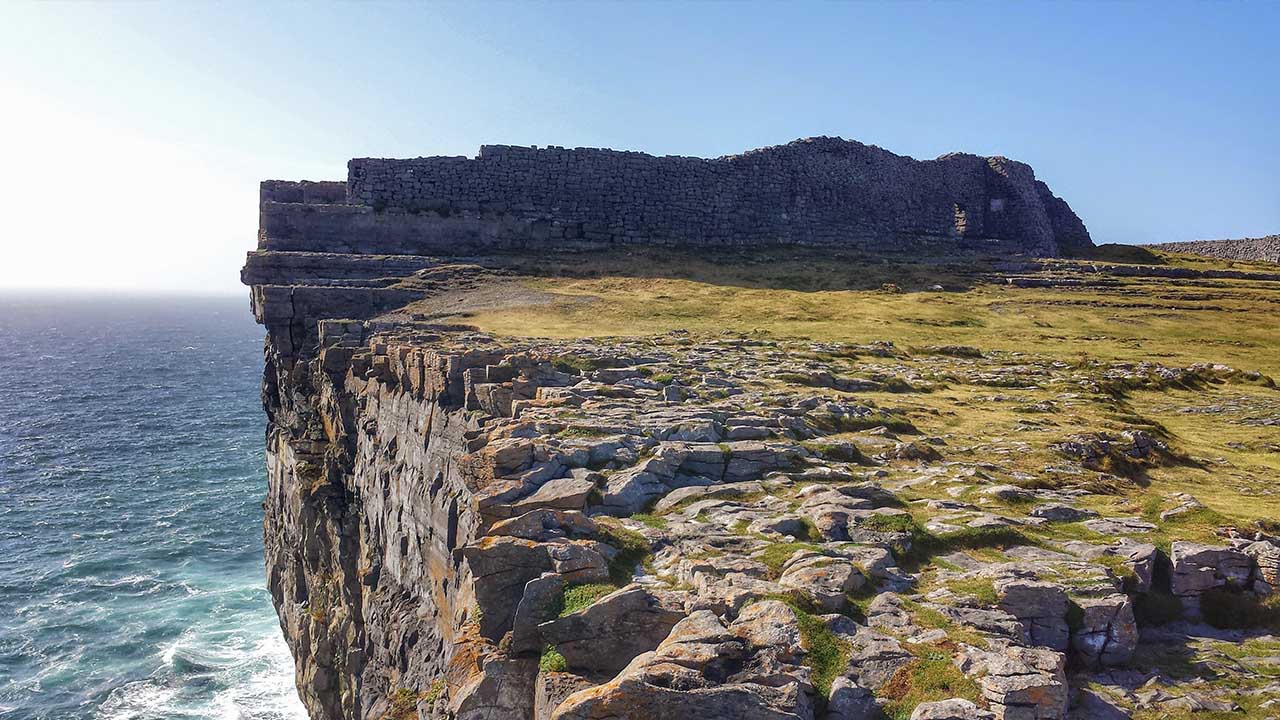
[0,293,307,720]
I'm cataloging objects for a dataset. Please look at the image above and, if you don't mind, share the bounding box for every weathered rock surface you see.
[1069,595,1137,667]
[912,699,997,720]
[538,585,685,674]
[241,167,1280,720]
[1170,541,1254,617]
[958,644,1068,720]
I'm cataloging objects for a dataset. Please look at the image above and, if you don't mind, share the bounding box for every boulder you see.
[778,553,864,612]
[535,671,596,720]
[451,656,539,720]
[1069,594,1137,667]
[488,509,597,541]
[748,514,809,538]
[911,699,997,720]
[1112,541,1157,593]
[1082,517,1156,536]
[826,677,881,720]
[596,455,677,516]
[1029,505,1098,523]
[982,485,1034,503]
[958,644,1068,720]
[550,608,812,720]
[995,579,1069,651]
[1158,492,1203,521]
[512,475,598,512]
[1170,541,1254,617]
[538,585,685,674]
[938,605,1025,642]
[653,481,763,512]
[1243,539,1280,594]
[842,630,913,691]
[511,573,565,654]
[461,536,556,639]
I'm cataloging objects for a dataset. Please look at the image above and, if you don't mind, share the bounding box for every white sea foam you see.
[1,297,290,720]
[211,634,307,720]
[96,681,182,720]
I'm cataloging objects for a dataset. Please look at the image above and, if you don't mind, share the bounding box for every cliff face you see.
[244,140,1280,720]
[258,318,483,718]
[246,279,1280,720]
[260,137,1091,258]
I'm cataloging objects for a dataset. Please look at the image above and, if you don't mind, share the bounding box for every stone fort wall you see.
[259,137,1091,257]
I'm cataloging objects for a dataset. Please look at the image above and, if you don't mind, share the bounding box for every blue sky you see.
[1,1,1276,293]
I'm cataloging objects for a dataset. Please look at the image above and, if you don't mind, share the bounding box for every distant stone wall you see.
[259,137,1092,257]
[1145,236,1280,265]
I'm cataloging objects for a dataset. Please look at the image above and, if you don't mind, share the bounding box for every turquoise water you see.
[0,294,306,720]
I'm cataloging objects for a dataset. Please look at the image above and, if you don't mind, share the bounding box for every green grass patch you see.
[755,542,823,578]
[898,525,1037,570]
[808,410,918,435]
[630,513,668,530]
[764,594,851,709]
[555,583,617,617]
[946,577,998,605]
[422,678,445,705]
[858,513,919,534]
[878,648,983,720]
[593,518,653,584]
[385,688,420,720]
[539,646,567,673]
[557,426,613,438]
[799,517,821,541]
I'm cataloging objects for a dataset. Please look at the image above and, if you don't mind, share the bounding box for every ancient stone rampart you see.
[1145,235,1280,265]
[259,137,1091,257]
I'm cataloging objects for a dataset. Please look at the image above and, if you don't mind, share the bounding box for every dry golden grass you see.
[454,250,1280,526]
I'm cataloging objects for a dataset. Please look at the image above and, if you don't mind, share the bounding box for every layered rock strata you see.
[247,297,1280,719]
[242,142,1280,720]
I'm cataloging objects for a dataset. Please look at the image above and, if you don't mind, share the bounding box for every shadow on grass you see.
[484,247,994,294]
[893,523,1038,572]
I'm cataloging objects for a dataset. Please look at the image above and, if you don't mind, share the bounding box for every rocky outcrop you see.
[957,644,1068,720]
[1169,542,1254,618]
[551,604,813,720]
[241,157,1280,720]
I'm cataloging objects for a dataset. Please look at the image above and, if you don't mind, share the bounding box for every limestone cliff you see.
[244,141,1280,720]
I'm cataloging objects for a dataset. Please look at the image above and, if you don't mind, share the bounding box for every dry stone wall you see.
[259,137,1091,257]
[1146,235,1280,265]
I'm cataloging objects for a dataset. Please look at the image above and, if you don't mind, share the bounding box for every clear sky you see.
[1,1,1276,294]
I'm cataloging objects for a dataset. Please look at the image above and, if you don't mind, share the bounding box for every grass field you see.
[447,249,1280,529]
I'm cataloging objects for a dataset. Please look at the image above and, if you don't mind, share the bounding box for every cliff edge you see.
[243,140,1280,720]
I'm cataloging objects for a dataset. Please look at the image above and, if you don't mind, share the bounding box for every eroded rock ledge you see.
[244,143,1280,720]
[251,301,1280,720]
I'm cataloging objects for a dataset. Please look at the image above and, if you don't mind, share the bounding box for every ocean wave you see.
[2,298,289,720]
